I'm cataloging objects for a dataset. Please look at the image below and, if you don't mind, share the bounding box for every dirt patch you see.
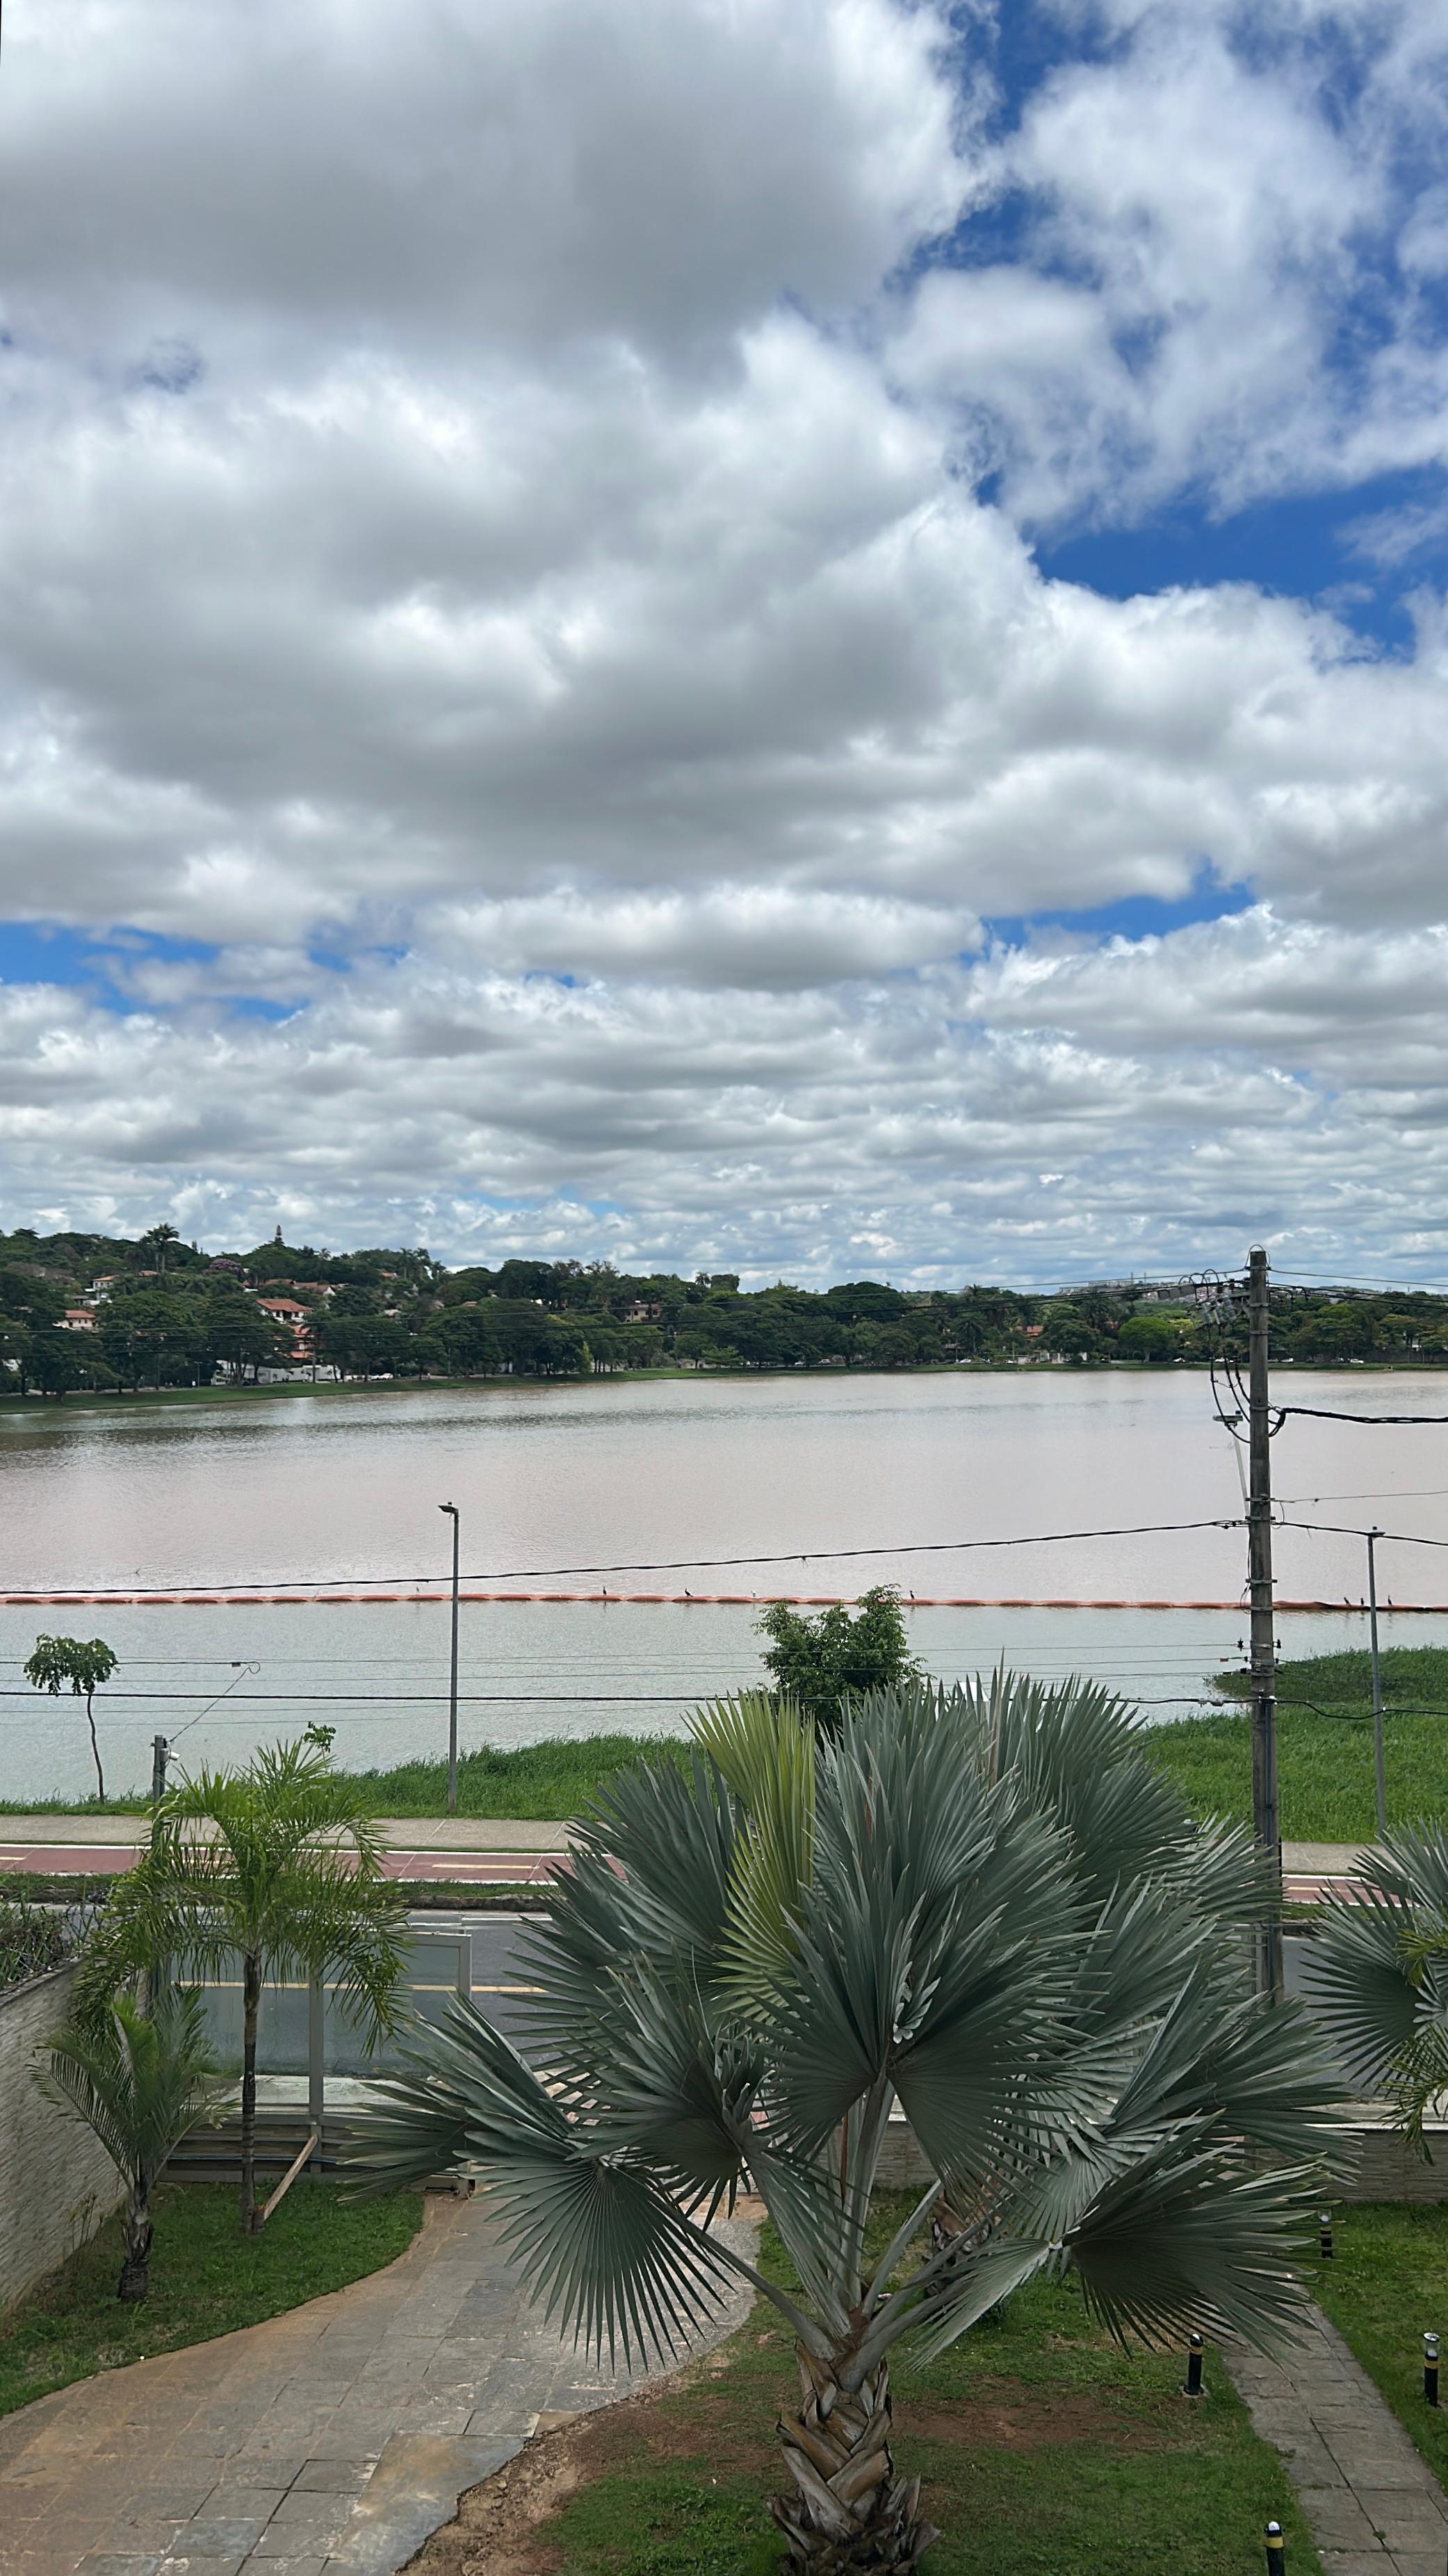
[406,2358,1169,2576]
[404,2369,774,2576]
[907,2382,1164,2453]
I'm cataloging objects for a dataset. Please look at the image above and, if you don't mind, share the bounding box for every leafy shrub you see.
[0,1890,67,1991]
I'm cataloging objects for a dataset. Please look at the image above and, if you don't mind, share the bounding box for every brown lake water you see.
[2,1368,1445,1798]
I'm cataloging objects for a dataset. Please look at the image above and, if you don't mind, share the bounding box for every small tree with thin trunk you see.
[39,1988,222,2299]
[76,1741,407,2234]
[25,1635,117,1801]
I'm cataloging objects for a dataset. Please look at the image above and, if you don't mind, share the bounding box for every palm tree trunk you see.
[241,1954,262,2235]
[85,1690,106,1801]
[117,2177,153,2301]
[772,2344,936,2573]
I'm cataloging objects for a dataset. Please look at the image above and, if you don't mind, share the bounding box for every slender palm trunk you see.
[117,2176,153,2301]
[773,2344,936,2573]
[85,1689,106,1801]
[241,1954,262,2235]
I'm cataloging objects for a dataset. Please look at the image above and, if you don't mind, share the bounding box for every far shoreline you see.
[4,1350,1447,1416]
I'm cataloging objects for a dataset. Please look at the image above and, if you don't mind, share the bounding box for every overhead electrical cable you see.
[0,1515,1243,1598]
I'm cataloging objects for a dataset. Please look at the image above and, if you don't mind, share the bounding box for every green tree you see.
[24,1635,118,1800]
[140,1222,181,1277]
[1116,1310,1189,1362]
[1310,1826,1448,2148]
[39,1989,222,2299]
[347,1679,1340,2574]
[77,1743,408,2234]
[758,1587,922,1737]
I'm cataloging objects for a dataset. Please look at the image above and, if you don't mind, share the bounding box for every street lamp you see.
[439,1502,459,1816]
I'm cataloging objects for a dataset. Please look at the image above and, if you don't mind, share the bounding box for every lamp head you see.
[439,1500,457,1517]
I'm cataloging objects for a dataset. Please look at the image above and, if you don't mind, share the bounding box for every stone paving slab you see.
[0,2195,756,2576]
[1225,2303,1448,2576]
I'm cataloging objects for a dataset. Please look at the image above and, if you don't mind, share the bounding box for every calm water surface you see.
[2,1370,1445,1797]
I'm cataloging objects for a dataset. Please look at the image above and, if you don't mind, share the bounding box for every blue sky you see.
[2,0,1448,1281]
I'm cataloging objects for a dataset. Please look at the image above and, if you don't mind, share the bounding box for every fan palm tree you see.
[39,1988,222,2299]
[346,1678,1343,2573]
[1308,1822,1448,2144]
[77,1742,408,2234]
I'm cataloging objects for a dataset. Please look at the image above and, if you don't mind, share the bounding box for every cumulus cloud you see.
[3,0,1448,1276]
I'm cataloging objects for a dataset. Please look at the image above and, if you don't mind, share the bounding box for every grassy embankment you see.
[10,1647,1448,1840]
[0,2179,421,2420]
[1144,1646,1448,1842]
[0,1735,689,1822]
[421,2203,1319,2576]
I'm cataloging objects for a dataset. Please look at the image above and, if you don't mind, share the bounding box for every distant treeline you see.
[1,1224,1445,1393]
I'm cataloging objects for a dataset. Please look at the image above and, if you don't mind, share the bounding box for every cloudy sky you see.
[4,0,1448,1285]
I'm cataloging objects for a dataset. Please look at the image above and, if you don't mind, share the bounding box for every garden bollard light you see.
[1184,2331,1204,2397]
[1264,2518,1284,2572]
[1319,2210,1333,2260]
[1425,2333,1440,2408]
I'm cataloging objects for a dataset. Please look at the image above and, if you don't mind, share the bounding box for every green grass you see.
[343,1734,690,1820]
[1312,2203,1448,2486]
[0,1736,692,1822]
[0,2178,421,2420]
[1146,1646,1448,1841]
[514,2208,1319,2576]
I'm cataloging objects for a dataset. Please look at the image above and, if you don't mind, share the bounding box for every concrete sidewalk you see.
[1226,2304,1448,2576]
[0,2194,756,2576]
[0,1817,578,1890]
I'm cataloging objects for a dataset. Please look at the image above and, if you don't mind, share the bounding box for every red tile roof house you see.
[254,1297,314,1362]
[58,1309,96,1331]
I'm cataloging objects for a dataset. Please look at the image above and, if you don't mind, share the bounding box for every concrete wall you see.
[0,1961,124,2312]
[876,2114,1448,2203]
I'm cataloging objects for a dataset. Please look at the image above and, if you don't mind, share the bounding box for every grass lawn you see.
[1312,2203,1448,2485]
[423,2208,1320,2576]
[0,2177,421,2421]
[1145,1646,1448,1841]
[0,1735,693,1822]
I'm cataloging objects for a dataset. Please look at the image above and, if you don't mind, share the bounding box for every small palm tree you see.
[347,1678,1342,2573]
[1309,1822,1448,2144]
[78,1742,408,2234]
[39,1988,222,2299]
[24,1635,117,1801]
[140,1222,180,1277]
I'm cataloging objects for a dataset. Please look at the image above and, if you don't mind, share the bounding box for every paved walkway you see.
[0,1818,576,1890]
[1226,2304,1448,2576]
[0,1823,1377,1900]
[0,2196,755,2576]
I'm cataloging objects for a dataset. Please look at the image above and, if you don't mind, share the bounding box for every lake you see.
[3,1368,1446,1799]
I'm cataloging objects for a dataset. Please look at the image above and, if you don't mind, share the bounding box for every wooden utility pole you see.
[1247,1246,1285,2001]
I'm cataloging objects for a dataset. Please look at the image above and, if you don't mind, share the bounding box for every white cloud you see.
[3,0,1448,1277]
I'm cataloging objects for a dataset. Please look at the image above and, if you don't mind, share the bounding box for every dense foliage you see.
[2,1223,1446,1391]
[0,1887,67,1990]
[758,1587,922,1733]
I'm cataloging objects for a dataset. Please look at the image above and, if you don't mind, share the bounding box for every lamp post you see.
[1367,1525,1386,1840]
[439,1502,459,1816]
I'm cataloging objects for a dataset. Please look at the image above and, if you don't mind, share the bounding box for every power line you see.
[0,1516,1242,1599]
[1273,1402,1448,1426]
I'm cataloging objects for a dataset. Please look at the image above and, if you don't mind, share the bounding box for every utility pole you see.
[439,1502,460,1816]
[1367,1526,1386,1840]
[1247,1246,1285,2002]
[150,1734,168,1805]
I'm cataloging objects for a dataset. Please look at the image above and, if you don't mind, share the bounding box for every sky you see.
[3,0,1448,1288]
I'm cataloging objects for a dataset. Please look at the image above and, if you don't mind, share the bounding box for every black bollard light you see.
[1184,2330,1204,2397]
[1424,2333,1440,2408]
[1319,2210,1333,2260]
[1264,2517,1284,2571]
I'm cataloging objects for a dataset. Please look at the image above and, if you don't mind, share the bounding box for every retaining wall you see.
[0,1961,124,2311]
[876,2114,1448,2203]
